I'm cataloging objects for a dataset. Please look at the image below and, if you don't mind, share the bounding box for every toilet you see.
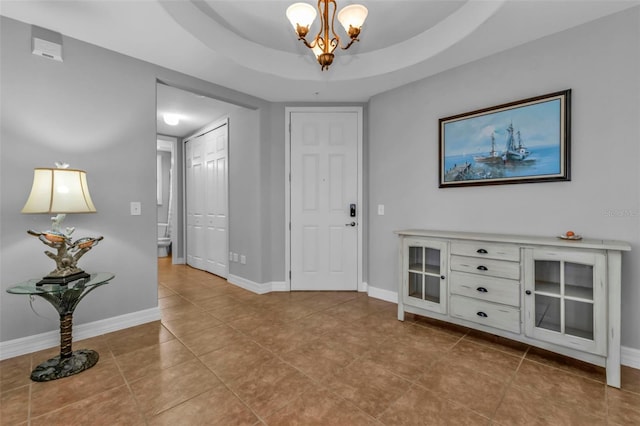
[157,223,171,257]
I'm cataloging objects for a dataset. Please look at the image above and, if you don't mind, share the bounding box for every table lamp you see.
[21,162,103,285]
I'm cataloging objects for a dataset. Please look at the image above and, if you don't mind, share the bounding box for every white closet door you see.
[204,125,228,278]
[186,137,205,270]
[185,122,228,278]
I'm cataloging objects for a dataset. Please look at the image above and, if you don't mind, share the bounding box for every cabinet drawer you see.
[450,272,520,307]
[450,241,520,262]
[450,255,520,280]
[450,295,520,334]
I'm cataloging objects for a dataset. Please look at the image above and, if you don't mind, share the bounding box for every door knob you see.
[345,222,356,227]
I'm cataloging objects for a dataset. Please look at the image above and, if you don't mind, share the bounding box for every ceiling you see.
[156,83,238,138]
[2,0,638,137]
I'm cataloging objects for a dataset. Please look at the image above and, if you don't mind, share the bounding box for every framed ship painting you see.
[439,90,571,188]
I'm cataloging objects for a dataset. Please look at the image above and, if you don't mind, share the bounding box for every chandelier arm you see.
[298,35,317,50]
[339,37,359,50]
[318,0,328,55]
[329,38,339,53]
[329,0,342,52]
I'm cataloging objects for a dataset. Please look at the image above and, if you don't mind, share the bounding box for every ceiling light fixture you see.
[286,1,368,71]
[163,113,180,126]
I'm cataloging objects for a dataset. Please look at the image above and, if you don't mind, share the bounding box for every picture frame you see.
[439,89,571,188]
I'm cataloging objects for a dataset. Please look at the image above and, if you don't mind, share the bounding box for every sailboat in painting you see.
[474,123,531,163]
[474,132,502,163]
[505,123,530,161]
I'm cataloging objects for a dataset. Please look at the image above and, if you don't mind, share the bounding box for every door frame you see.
[183,116,230,278]
[157,136,179,264]
[285,106,364,292]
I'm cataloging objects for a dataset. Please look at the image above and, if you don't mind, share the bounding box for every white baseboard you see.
[367,285,398,304]
[622,345,640,369]
[0,307,161,361]
[270,281,288,292]
[227,274,288,294]
[227,274,269,294]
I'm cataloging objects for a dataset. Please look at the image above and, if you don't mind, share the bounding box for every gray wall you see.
[1,17,158,340]
[368,8,639,350]
[228,106,263,282]
[0,16,271,342]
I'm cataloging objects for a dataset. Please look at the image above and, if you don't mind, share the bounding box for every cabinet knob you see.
[440,275,446,280]
[476,248,488,254]
[476,311,488,318]
[525,290,532,295]
[477,265,488,271]
[476,287,488,293]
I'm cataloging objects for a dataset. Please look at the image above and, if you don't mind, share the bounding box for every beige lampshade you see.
[22,168,97,213]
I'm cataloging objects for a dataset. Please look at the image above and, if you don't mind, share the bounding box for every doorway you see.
[156,82,236,269]
[285,107,363,291]
[157,137,178,263]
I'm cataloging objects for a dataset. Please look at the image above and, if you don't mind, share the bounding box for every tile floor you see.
[2,257,640,425]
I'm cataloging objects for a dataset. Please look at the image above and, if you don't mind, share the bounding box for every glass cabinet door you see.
[525,249,605,355]
[404,239,448,314]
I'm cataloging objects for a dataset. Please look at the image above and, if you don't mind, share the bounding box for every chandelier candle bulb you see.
[286,3,316,35]
[337,4,368,35]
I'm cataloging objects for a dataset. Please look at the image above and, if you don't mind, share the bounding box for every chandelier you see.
[286,1,368,71]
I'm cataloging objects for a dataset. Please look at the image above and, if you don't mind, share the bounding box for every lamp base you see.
[36,271,90,286]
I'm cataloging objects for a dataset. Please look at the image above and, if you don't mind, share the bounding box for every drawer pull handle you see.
[476,287,488,293]
[477,311,488,318]
[477,248,488,254]
[477,265,488,271]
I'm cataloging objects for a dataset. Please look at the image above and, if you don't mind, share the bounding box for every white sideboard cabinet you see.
[396,230,631,388]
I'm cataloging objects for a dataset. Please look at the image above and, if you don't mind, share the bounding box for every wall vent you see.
[31,26,63,62]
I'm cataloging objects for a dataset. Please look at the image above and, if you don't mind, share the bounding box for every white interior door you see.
[289,110,360,291]
[204,125,228,277]
[185,121,228,278]
[186,137,205,270]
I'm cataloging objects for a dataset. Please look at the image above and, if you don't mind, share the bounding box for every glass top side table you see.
[7,272,115,382]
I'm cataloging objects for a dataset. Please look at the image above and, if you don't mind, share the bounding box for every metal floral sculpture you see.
[28,228,103,285]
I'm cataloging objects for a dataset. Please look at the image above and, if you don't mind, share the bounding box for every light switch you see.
[377,204,385,215]
[240,255,246,265]
[130,202,141,216]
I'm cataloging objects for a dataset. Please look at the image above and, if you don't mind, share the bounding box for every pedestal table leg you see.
[30,313,99,382]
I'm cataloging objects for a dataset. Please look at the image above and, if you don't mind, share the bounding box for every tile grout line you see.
[109,341,152,426]
[488,345,530,424]
[160,316,271,424]
[220,300,395,423]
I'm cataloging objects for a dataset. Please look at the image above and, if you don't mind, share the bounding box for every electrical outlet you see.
[240,255,246,265]
[377,204,385,215]
[233,253,239,262]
